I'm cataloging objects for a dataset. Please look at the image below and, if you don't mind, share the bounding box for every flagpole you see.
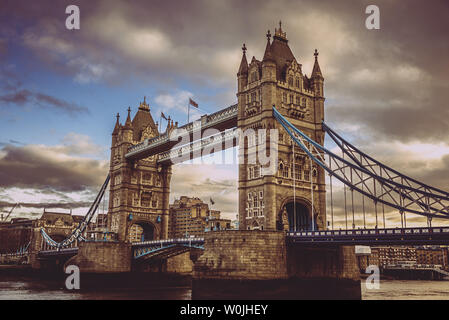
[159,114,162,133]
[187,101,190,124]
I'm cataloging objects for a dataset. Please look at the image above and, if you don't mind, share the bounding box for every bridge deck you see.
[287,226,449,245]
[126,104,237,161]
[37,227,449,257]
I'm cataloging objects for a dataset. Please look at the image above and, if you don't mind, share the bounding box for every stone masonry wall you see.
[194,230,288,280]
[166,251,194,274]
[287,244,360,280]
[66,241,132,273]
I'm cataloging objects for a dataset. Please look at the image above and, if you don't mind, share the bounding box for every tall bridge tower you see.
[237,23,326,232]
[108,99,172,242]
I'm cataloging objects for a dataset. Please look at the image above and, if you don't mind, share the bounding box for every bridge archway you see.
[127,221,155,243]
[279,198,312,232]
[50,234,68,242]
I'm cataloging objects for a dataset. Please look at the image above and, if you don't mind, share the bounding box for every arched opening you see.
[286,202,311,232]
[128,222,154,242]
[51,234,67,242]
[251,220,260,230]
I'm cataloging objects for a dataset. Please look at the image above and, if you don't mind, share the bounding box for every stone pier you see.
[192,230,360,299]
[66,241,132,273]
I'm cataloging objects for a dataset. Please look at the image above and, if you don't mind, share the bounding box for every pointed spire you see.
[274,20,287,40]
[139,96,150,111]
[311,49,323,79]
[124,107,132,128]
[262,30,274,63]
[237,43,248,76]
[113,113,120,135]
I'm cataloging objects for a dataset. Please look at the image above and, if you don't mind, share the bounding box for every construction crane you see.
[2,203,19,222]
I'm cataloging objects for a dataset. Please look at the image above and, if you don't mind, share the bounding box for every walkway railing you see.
[126,104,238,159]
[287,226,449,245]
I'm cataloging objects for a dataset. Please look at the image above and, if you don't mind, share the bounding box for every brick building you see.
[416,246,449,269]
[364,246,449,271]
[368,246,417,267]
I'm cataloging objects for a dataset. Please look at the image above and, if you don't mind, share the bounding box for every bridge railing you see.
[157,129,238,163]
[132,237,205,248]
[126,104,238,158]
[287,226,449,238]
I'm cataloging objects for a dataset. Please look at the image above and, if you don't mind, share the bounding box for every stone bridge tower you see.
[108,98,172,242]
[237,23,326,232]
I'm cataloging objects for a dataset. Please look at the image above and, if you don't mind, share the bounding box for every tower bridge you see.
[10,23,449,299]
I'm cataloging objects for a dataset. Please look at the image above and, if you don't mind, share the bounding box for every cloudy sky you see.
[0,0,448,227]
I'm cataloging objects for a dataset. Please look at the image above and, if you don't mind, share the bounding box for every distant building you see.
[369,246,417,268]
[416,246,449,270]
[169,196,232,238]
[0,217,34,254]
[363,246,449,271]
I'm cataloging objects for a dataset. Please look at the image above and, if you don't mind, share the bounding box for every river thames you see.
[0,275,448,300]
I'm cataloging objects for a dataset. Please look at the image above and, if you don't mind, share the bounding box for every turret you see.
[112,113,120,143]
[311,49,324,97]
[237,43,248,92]
[122,107,134,143]
[262,30,276,83]
[111,113,121,165]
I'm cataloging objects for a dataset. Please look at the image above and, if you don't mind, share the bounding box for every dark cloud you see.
[0,88,89,115]
[0,200,93,211]
[0,143,108,192]
[0,89,32,104]
[2,0,446,142]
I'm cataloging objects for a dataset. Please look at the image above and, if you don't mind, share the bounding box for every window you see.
[251,71,257,82]
[288,76,293,86]
[253,166,259,179]
[295,77,300,88]
[142,173,151,185]
[141,192,152,207]
[304,170,310,181]
[283,92,287,103]
[283,165,289,178]
[294,164,301,180]
[289,94,294,104]
[113,194,120,207]
[296,95,301,105]
[251,91,256,102]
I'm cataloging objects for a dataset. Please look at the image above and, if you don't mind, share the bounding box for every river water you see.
[0,275,448,300]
